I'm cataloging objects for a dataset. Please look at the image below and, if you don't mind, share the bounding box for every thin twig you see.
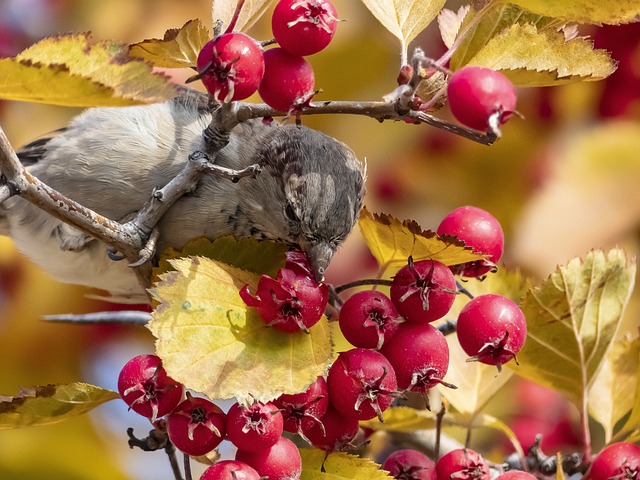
[333,278,393,295]
[183,453,192,480]
[42,310,152,325]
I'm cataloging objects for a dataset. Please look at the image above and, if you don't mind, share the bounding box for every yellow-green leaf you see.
[129,20,211,68]
[360,406,437,432]
[0,33,175,106]
[463,23,616,86]
[148,257,333,403]
[212,0,275,33]
[613,339,640,443]
[495,0,640,24]
[300,449,390,480]
[358,208,484,279]
[515,249,636,409]
[0,383,119,429]
[588,334,640,443]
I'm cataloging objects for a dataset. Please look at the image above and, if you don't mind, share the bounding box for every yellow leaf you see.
[438,6,470,49]
[495,0,640,24]
[212,0,275,33]
[0,383,119,429]
[516,249,636,409]
[0,33,175,106]
[464,23,616,86]
[358,208,484,278]
[148,257,333,403]
[359,406,437,432]
[129,20,211,68]
[300,449,391,480]
[588,333,640,443]
[613,342,640,443]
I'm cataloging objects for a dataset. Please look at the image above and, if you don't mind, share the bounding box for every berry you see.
[200,460,261,480]
[196,33,264,102]
[437,206,504,278]
[495,471,537,480]
[226,400,284,451]
[258,48,315,112]
[301,404,360,451]
[338,290,401,349]
[435,448,491,480]
[272,0,338,57]
[272,375,329,433]
[236,436,302,480]
[586,442,640,480]
[166,396,226,456]
[456,294,527,369]
[382,448,436,480]
[390,258,457,323]
[447,66,517,134]
[380,323,450,393]
[117,354,183,422]
[327,348,397,421]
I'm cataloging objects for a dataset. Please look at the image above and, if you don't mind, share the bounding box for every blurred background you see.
[0,0,638,478]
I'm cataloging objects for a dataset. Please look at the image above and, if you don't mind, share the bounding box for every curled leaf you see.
[495,0,640,25]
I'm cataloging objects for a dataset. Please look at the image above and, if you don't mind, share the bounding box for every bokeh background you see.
[0,0,638,478]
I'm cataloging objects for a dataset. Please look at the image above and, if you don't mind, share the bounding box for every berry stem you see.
[456,281,475,299]
[333,278,393,294]
[183,453,192,480]
[224,0,246,34]
[437,319,457,336]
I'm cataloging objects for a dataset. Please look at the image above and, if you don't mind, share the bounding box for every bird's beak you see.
[303,242,334,284]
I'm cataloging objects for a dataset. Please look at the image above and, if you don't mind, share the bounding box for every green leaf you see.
[0,33,175,106]
[212,0,275,32]
[129,20,211,68]
[463,23,616,86]
[494,0,640,24]
[516,249,636,408]
[360,406,437,432]
[148,257,333,404]
[300,449,391,480]
[0,383,119,429]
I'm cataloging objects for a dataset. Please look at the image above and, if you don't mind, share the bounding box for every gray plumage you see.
[1,89,365,302]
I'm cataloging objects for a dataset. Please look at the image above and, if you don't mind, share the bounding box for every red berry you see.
[435,448,491,480]
[380,323,450,393]
[301,404,360,451]
[117,354,183,422]
[236,436,302,480]
[272,0,338,57]
[437,206,504,278]
[226,400,284,451]
[495,471,537,480]
[586,442,640,480]
[390,258,457,323]
[338,290,401,349]
[456,294,527,369]
[272,375,329,433]
[196,33,264,102]
[447,66,517,134]
[200,460,261,480]
[167,396,226,456]
[327,348,397,421]
[258,48,315,112]
[382,449,436,480]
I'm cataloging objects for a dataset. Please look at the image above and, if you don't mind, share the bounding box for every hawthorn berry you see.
[390,258,457,323]
[456,294,527,369]
[382,448,437,480]
[301,404,360,451]
[338,290,401,349]
[272,375,329,433]
[437,206,504,278]
[236,436,302,480]
[586,442,640,480]
[495,471,537,480]
[166,396,226,456]
[272,0,339,57]
[258,47,315,112]
[447,66,517,135]
[226,400,284,451]
[117,354,183,422]
[196,32,265,102]
[435,448,491,480]
[200,460,261,480]
[327,347,398,421]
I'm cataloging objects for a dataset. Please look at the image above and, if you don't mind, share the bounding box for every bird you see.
[0,88,365,303]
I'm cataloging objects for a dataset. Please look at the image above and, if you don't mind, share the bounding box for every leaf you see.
[148,257,333,404]
[212,0,275,33]
[0,383,119,429]
[588,333,640,443]
[463,23,616,87]
[360,0,447,53]
[300,449,390,480]
[613,340,640,443]
[129,20,211,68]
[515,249,636,409]
[438,6,470,49]
[495,0,640,24]
[0,33,175,106]
[358,208,484,279]
[359,406,437,432]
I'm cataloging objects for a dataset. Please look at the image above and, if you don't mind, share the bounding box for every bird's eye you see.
[284,203,297,222]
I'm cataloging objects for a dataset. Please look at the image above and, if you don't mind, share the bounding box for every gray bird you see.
[0,89,365,302]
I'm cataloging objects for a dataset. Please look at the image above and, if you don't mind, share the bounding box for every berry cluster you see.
[196,0,338,112]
